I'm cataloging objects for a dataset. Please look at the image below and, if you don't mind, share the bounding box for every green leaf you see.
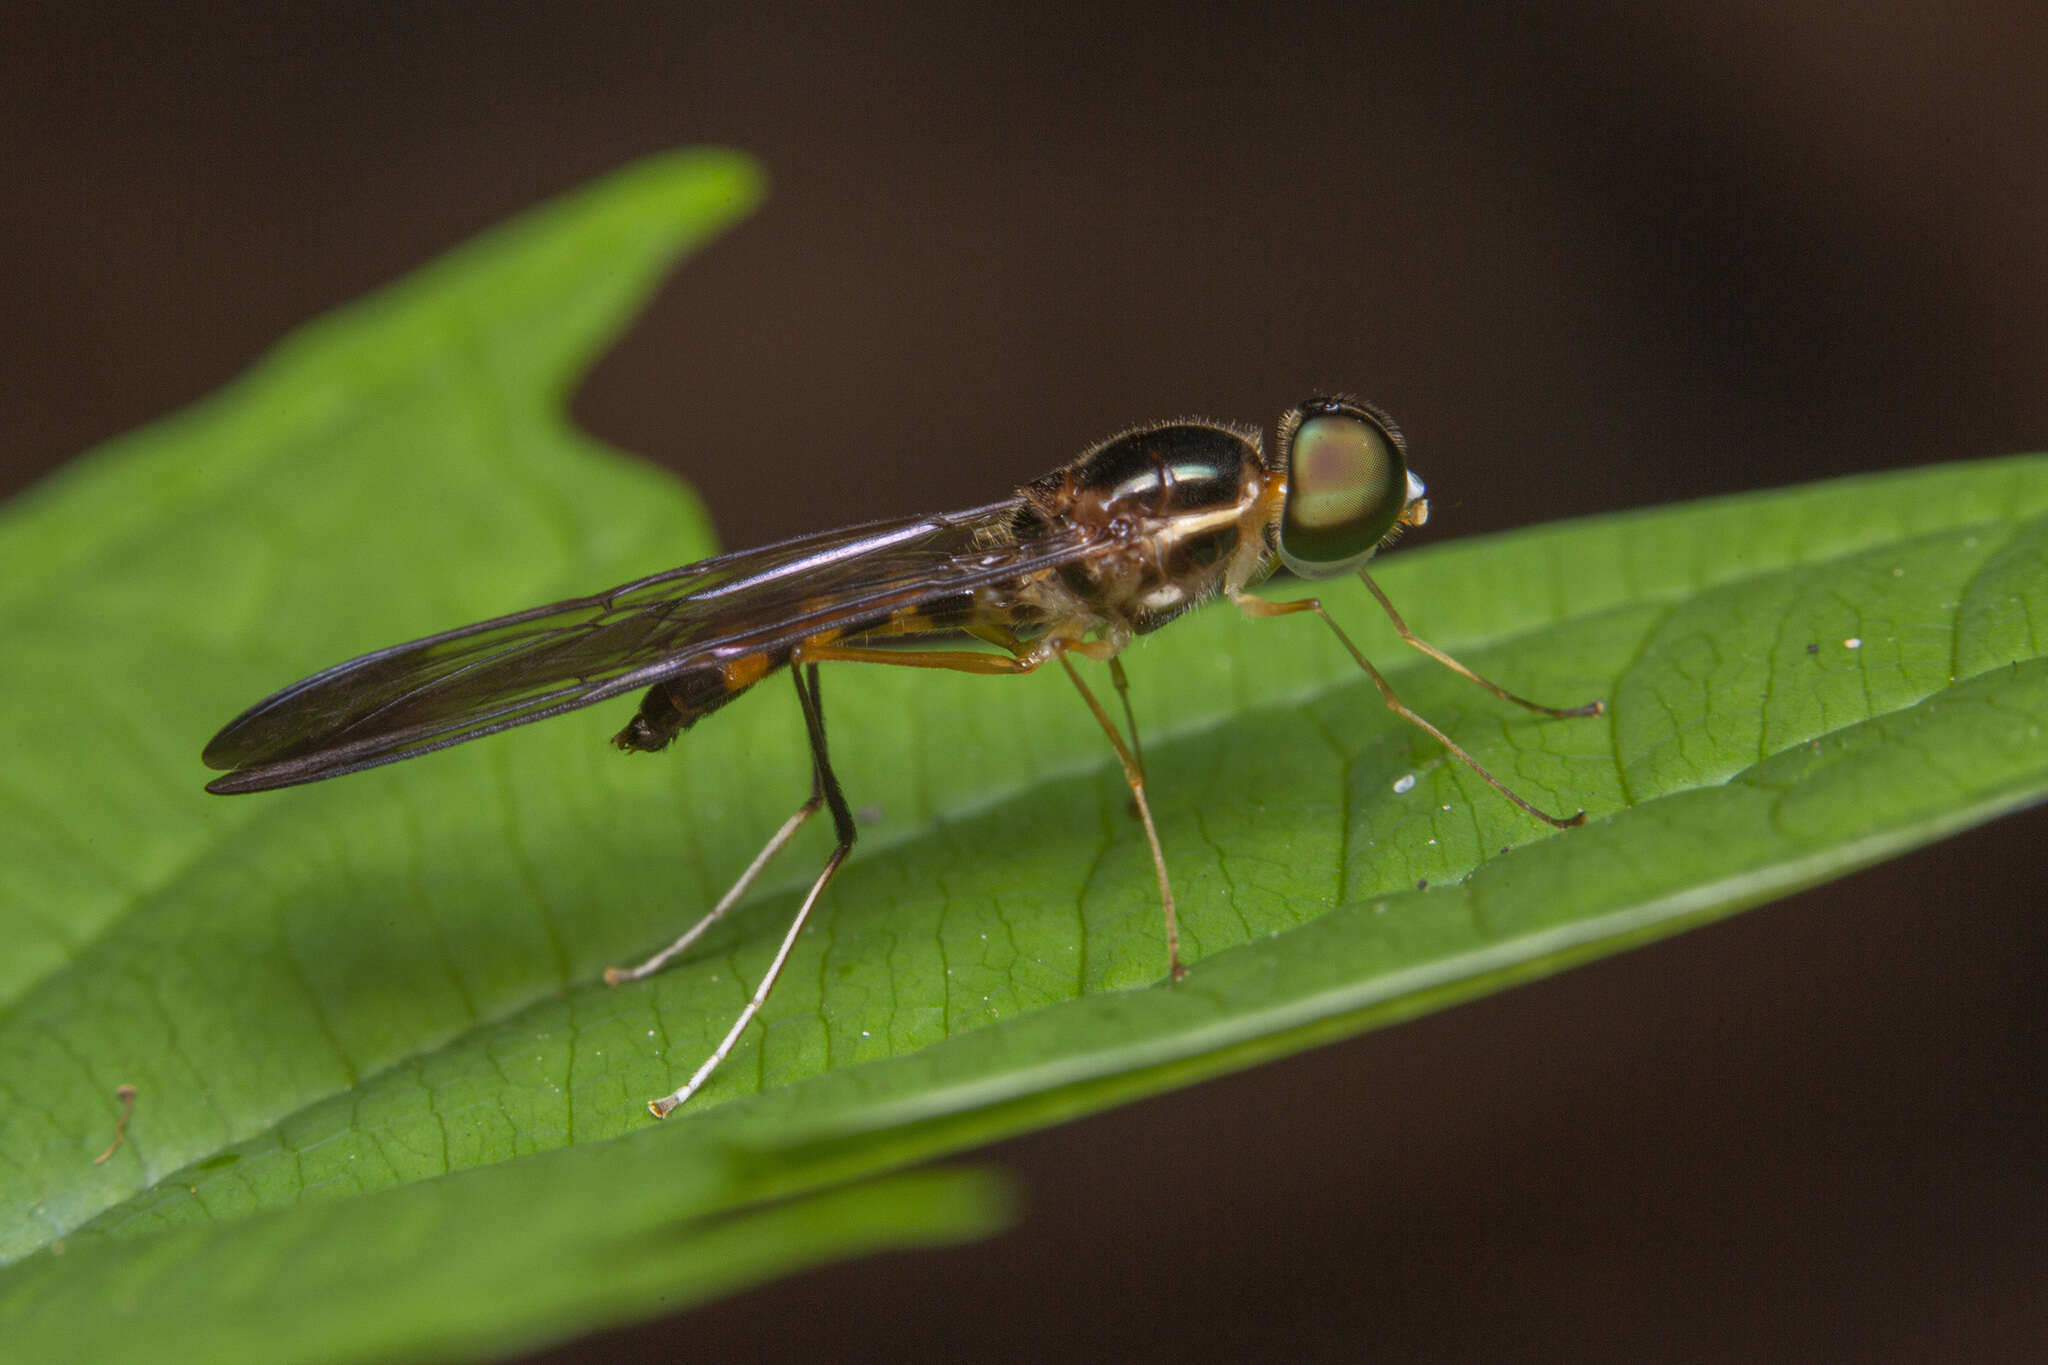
[2,149,2044,1362]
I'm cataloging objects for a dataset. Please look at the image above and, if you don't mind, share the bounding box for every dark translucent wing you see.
[205,500,1091,793]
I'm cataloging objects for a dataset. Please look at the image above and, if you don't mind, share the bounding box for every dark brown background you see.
[7,4,2044,1360]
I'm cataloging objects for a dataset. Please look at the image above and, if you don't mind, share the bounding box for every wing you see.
[204,500,1094,793]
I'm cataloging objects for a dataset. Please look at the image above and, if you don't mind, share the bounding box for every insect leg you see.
[781,642,1040,673]
[645,663,858,1119]
[783,636,1185,981]
[1107,656,1146,785]
[622,642,1050,1018]
[1358,570,1603,719]
[604,722,827,987]
[1232,590,1589,828]
[1054,644,1184,981]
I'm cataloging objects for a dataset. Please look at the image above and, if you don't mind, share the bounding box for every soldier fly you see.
[204,397,1602,1117]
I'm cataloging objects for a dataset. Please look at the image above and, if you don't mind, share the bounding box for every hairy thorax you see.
[1004,416,1281,640]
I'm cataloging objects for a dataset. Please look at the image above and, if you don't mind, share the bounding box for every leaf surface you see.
[2,150,2043,1362]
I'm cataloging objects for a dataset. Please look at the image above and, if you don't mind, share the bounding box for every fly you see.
[203,396,1603,1117]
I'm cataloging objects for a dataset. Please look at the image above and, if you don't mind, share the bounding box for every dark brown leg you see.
[640,664,859,1118]
[623,633,1190,1119]
[800,635,1185,979]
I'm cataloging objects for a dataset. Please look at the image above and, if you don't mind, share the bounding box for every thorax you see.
[1008,417,1283,636]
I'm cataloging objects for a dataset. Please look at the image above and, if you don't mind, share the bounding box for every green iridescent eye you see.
[1277,399,1415,578]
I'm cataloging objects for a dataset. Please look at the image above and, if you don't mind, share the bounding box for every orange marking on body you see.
[720,652,773,692]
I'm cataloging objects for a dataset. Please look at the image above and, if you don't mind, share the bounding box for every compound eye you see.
[1277,400,1413,578]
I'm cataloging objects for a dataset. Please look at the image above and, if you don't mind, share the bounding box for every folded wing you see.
[204,500,1094,792]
